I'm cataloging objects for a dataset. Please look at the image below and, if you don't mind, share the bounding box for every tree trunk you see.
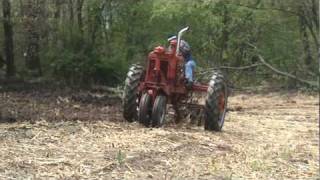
[54,0,61,19]
[69,0,74,37]
[299,7,313,67]
[0,54,4,69]
[218,2,230,66]
[76,0,84,34]
[23,0,42,76]
[2,0,15,77]
[52,0,62,44]
[303,0,319,49]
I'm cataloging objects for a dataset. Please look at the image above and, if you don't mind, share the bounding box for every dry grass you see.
[0,90,318,179]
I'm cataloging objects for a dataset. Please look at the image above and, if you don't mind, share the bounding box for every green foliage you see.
[116,150,126,166]
[45,26,126,86]
[1,0,318,88]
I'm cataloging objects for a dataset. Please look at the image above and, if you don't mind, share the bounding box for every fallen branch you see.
[218,63,262,70]
[246,42,319,88]
[257,55,318,88]
[198,63,261,75]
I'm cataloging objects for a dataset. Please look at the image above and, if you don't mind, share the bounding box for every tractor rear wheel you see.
[151,95,167,127]
[122,64,144,122]
[204,71,228,131]
[138,93,152,126]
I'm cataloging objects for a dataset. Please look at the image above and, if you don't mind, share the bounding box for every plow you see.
[122,27,228,131]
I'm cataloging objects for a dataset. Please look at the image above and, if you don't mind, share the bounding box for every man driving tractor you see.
[168,35,196,88]
[123,26,228,131]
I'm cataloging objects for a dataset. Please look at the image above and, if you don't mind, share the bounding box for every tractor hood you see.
[153,46,165,55]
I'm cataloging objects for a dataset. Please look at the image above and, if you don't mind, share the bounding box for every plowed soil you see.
[0,89,318,179]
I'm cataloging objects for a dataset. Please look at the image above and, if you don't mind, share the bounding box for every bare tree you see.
[2,0,15,77]
[23,0,42,76]
[76,0,84,34]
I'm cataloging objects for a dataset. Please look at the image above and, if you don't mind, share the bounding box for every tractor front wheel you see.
[151,95,167,127]
[138,93,152,127]
[204,71,228,131]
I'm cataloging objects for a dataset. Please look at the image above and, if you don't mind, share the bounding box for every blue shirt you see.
[185,55,196,82]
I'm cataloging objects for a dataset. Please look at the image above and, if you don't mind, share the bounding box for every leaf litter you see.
[0,90,318,179]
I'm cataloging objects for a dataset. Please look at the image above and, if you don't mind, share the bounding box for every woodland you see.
[0,0,318,88]
[0,1,319,179]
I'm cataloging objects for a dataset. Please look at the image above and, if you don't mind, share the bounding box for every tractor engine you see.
[147,46,183,83]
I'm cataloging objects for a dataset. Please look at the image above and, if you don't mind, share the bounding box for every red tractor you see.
[122,27,228,131]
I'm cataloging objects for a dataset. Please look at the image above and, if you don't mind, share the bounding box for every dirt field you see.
[0,89,318,179]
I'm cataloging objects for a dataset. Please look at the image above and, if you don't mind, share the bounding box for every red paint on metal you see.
[218,92,225,112]
[139,43,209,107]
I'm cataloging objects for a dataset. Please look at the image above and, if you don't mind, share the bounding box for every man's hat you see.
[167,35,177,42]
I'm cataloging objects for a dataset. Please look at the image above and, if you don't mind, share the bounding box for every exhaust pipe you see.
[176,26,189,56]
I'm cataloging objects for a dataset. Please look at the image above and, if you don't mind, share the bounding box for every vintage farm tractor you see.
[122,27,228,131]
